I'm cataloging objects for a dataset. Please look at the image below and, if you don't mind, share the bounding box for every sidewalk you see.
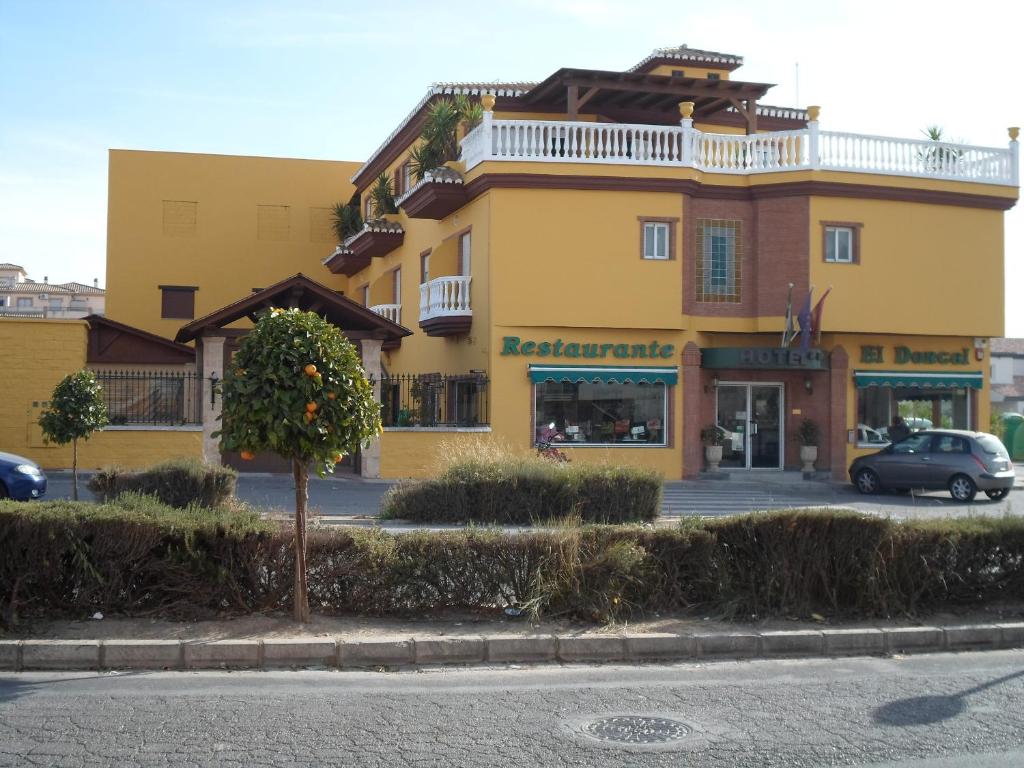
[3,614,1022,672]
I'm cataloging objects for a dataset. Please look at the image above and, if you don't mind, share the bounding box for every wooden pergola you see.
[521,68,774,134]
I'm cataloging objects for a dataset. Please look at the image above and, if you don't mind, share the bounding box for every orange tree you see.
[216,308,382,621]
[38,370,109,501]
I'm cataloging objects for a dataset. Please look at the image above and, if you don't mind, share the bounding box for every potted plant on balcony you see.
[795,418,820,473]
[700,424,724,472]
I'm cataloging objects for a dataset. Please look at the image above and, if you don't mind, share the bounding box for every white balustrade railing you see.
[461,115,1018,186]
[419,276,472,321]
[369,303,401,324]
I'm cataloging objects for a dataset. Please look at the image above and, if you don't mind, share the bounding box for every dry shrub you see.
[88,458,237,508]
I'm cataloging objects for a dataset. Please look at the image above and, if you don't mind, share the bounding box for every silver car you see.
[849,430,1015,502]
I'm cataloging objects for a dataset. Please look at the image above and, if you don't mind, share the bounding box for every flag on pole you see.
[781,282,795,347]
[810,287,832,344]
[797,287,813,353]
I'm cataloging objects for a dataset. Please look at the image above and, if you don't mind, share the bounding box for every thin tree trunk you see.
[292,457,311,623]
[72,439,79,501]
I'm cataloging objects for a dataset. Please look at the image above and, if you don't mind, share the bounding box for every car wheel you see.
[854,468,881,495]
[948,474,977,502]
[985,488,1010,501]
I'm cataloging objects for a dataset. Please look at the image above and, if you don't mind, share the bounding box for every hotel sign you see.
[860,346,971,365]
[701,347,829,370]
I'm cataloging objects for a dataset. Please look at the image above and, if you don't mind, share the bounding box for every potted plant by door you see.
[796,418,820,473]
[701,424,725,472]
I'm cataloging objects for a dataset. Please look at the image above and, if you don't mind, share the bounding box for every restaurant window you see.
[534,381,667,446]
[824,224,859,263]
[857,385,970,445]
[696,219,741,302]
[159,286,197,319]
[641,220,673,260]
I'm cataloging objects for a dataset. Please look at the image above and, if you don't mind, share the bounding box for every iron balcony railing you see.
[380,372,489,428]
[94,370,202,426]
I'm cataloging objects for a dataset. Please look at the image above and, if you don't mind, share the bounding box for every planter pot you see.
[799,445,818,473]
[705,444,723,472]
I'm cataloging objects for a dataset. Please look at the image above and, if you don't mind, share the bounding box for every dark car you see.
[0,450,47,501]
[849,430,1014,502]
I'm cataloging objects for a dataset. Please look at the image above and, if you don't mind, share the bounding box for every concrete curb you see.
[1,623,1021,672]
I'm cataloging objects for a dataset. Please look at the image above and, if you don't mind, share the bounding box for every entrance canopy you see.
[853,370,984,389]
[174,273,412,348]
[528,364,678,386]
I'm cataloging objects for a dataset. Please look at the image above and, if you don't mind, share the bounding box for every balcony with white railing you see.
[369,303,402,325]
[419,275,472,336]
[460,106,1020,187]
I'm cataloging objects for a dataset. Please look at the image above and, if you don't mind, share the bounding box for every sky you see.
[1,0,1021,332]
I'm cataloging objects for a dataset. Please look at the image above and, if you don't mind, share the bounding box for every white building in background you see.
[0,263,105,318]
[991,338,1024,415]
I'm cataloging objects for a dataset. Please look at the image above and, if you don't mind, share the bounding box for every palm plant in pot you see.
[795,418,820,472]
[700,424,725,472]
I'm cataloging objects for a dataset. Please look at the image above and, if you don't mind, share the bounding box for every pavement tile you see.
[695,632,759,658]
[21,640,100,670]
[339,638,413,667]
[261,639,338,667]
[884,626,943,653]
[486,634,558,663]
[183,640,260,669]
[557,635,627,662]
[624,632,696,660]
[760,630,825,656]
[943,624,1002,650]
[822,628,885,656]
[414,636,486,664]
[0,641,20,671]
[103,640,182,670]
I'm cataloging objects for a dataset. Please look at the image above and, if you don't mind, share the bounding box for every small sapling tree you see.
[217,308,382,622]
[38,370,109,500]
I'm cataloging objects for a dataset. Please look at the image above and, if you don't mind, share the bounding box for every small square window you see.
[707,72,721,80]
[159,286,197,319]
[642,221,672,260]
[671,69,685,78]
[824,225,857,263]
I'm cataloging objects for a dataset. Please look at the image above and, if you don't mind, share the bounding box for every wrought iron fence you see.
[94,370,202,426]
[380,373,489,428]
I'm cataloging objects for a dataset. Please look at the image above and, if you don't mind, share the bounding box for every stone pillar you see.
[200,334,226,465]
[829,345,849,481]
[359,338,383,479]
[682,341,703,478]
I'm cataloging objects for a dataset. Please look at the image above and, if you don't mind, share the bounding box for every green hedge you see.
[380,458,663,524]
[87,458,237,508]
[4,502,1024,625]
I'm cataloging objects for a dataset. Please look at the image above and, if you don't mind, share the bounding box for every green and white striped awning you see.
[528,364,678,385]
[853,370,984,389]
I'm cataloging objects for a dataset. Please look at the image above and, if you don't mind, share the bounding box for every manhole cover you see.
[582,716,691,744]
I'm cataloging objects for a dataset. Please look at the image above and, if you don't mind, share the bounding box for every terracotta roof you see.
[630,45,744,73]
[60,281,105,294]
[0,281,103,295]
[991,338,1024,355]
[0,263,26,272]
[395,167,464,208]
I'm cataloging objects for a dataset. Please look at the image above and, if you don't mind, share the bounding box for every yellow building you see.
[103,45,1020,480]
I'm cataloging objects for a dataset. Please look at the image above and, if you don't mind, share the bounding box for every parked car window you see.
[892,433,932,454]
[976,434,1010,457]
[931,435,969,454]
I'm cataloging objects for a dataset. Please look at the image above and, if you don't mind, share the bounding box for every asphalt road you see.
[2,651,1023,767]
[43,471,1024,521]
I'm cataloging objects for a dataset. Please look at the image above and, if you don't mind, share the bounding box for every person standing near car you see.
[889,415,910,443]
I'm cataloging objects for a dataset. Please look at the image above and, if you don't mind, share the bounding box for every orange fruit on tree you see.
[240,450,254,461]
[327,392,336,401]
[304,364,318,377]
[334,453,345,464]
[306,402,318,413]
[304,411,315,423]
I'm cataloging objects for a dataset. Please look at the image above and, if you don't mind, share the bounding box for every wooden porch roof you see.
[521,68,774,131]
[174,273,412,345]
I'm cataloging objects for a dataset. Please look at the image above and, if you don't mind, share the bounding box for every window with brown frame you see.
[159,285,197,319]
[695,219,742,303]
[639,217,677,260]
[821,221,863,264]
[419,250,431,284]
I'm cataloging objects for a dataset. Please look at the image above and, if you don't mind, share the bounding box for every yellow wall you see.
[0,318,204,471]
[645,64,731,80]
[106,150,361,340]
[379,430,495,478]
[809,198,1004,337]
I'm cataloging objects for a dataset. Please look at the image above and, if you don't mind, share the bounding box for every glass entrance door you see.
[715,383,784,470]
